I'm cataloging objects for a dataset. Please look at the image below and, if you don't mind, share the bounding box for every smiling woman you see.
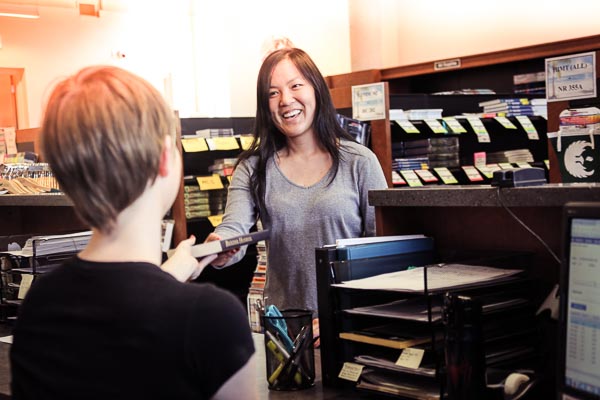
[203,47,388,318]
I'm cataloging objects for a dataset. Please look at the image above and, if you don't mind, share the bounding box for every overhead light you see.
[0,3,40,19]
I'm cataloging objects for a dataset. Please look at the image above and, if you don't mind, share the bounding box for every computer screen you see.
[558,202,600,400]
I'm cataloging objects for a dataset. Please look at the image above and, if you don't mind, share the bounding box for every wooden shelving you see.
[326,34,600,186]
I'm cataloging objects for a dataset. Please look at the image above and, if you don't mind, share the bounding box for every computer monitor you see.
[558,202,600,400]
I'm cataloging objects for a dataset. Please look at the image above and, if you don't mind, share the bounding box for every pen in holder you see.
[261,307,315,391]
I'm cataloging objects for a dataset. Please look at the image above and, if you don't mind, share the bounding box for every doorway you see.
[0,68,24,129]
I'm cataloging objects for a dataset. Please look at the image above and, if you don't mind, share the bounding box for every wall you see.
[0,0,351,127]
[0,4,196,127]
[6,0,598,127]
[349,0,600,71]
[189,1,351,120]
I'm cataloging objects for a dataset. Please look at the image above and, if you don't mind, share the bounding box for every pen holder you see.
[261,308,315,391]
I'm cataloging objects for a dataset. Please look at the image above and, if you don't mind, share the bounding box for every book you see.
[336,237,434,261]
[189,229,270,259]
[513,71,545,85]
[483,103,533,111]
[478,98,529,107]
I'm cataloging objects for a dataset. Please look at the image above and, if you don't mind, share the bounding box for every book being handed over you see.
[169,229,271,259]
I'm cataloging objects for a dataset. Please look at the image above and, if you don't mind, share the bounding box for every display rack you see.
[316,246,539,399]
[326,34,600,186]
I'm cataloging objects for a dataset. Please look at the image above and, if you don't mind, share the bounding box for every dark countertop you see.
[0,194,72,207]
[0,329,369,400]
[369,183,600,208]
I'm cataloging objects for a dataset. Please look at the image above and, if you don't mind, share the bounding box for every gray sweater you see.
[214,140,388,313]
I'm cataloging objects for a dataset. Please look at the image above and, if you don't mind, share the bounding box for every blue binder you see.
[336,237,434,261]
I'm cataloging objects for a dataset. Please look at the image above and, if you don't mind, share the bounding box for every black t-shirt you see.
[10,257,255,399]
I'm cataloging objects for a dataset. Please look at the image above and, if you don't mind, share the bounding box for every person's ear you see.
[158,135,173,177]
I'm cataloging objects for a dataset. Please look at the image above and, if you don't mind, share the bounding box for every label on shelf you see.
[196,174,224,190]
[517,162,532,168]
[414,169,438,183]
[181,137,209,152]
[466,117,490,143]
[462,166,484,182]
[399,170,423,187]
[434,58,461,70]
[442,117,467,133]
[494,116,518,129]
[424,119,447,134]
[395,119,420,134]
[207,214,223,227]
[477,164,500,179]
[434,167,458,184]
[206,137,239,151]
[391,170,406,185]
[499,163,514,170]
[396,348,425,369]
[239,136,254,150]
[515,115,539,140]
[474,152,486,168]
[338,362,364,382]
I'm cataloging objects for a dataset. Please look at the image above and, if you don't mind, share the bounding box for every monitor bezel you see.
[557,201,600,400]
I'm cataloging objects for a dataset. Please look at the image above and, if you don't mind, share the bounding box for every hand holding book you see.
[204,232,240,268]
[162,235,218,282]
[203,229,271,268]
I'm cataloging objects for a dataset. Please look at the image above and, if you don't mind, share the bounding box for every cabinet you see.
[326,34,600,186]
[317,184,600,398]
[316,230,542,399]
[368,183,600,397]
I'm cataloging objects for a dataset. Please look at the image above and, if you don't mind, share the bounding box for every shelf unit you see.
[172,117,257,306]
[316,241,540,399]
[326,34,600,186]
[0,194,86,321]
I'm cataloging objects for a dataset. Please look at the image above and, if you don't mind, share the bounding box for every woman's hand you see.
[161,235,217,282]
[205,232,240,267]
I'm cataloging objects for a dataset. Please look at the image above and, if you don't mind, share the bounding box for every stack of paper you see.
[332,263,524,293]
[21,231,92,257]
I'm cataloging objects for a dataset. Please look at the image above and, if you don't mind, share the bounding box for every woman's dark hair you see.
[237,47,355,222]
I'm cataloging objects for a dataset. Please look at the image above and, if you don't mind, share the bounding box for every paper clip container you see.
[261,309,315,390]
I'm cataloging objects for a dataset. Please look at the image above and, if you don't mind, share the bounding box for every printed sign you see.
[352,82,386,121]
[434,58,461,71]
[546,52,596,102]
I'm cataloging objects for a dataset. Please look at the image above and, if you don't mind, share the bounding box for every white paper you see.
[335,234,426,248]
[332,263,523,292]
